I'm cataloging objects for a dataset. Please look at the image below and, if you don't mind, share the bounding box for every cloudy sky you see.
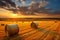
[0,0,60,18]
[11,0,60,12]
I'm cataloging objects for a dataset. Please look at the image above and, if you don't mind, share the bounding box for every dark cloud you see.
[0,0,16,8]
[0,0,60,16]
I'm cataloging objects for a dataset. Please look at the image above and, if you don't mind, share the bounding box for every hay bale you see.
[5,24,19,36]
[30,22,38,29]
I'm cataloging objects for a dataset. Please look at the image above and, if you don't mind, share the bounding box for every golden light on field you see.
[0,20,60,40]
[0,8,60,40]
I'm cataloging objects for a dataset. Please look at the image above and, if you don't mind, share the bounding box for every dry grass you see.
[0,20,60,40]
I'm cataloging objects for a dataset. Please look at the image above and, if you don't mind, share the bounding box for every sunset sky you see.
[0,0,60,18]
[12,0,60,12]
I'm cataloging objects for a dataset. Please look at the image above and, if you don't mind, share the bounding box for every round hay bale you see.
[30,22,38,29]
[5,24,19,36]
[1,24,5,26]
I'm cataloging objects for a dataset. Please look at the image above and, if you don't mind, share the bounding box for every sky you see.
[12,0,60,12]
[0,8,60,18]
[0,0,60,18]
[46,0,60,12]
